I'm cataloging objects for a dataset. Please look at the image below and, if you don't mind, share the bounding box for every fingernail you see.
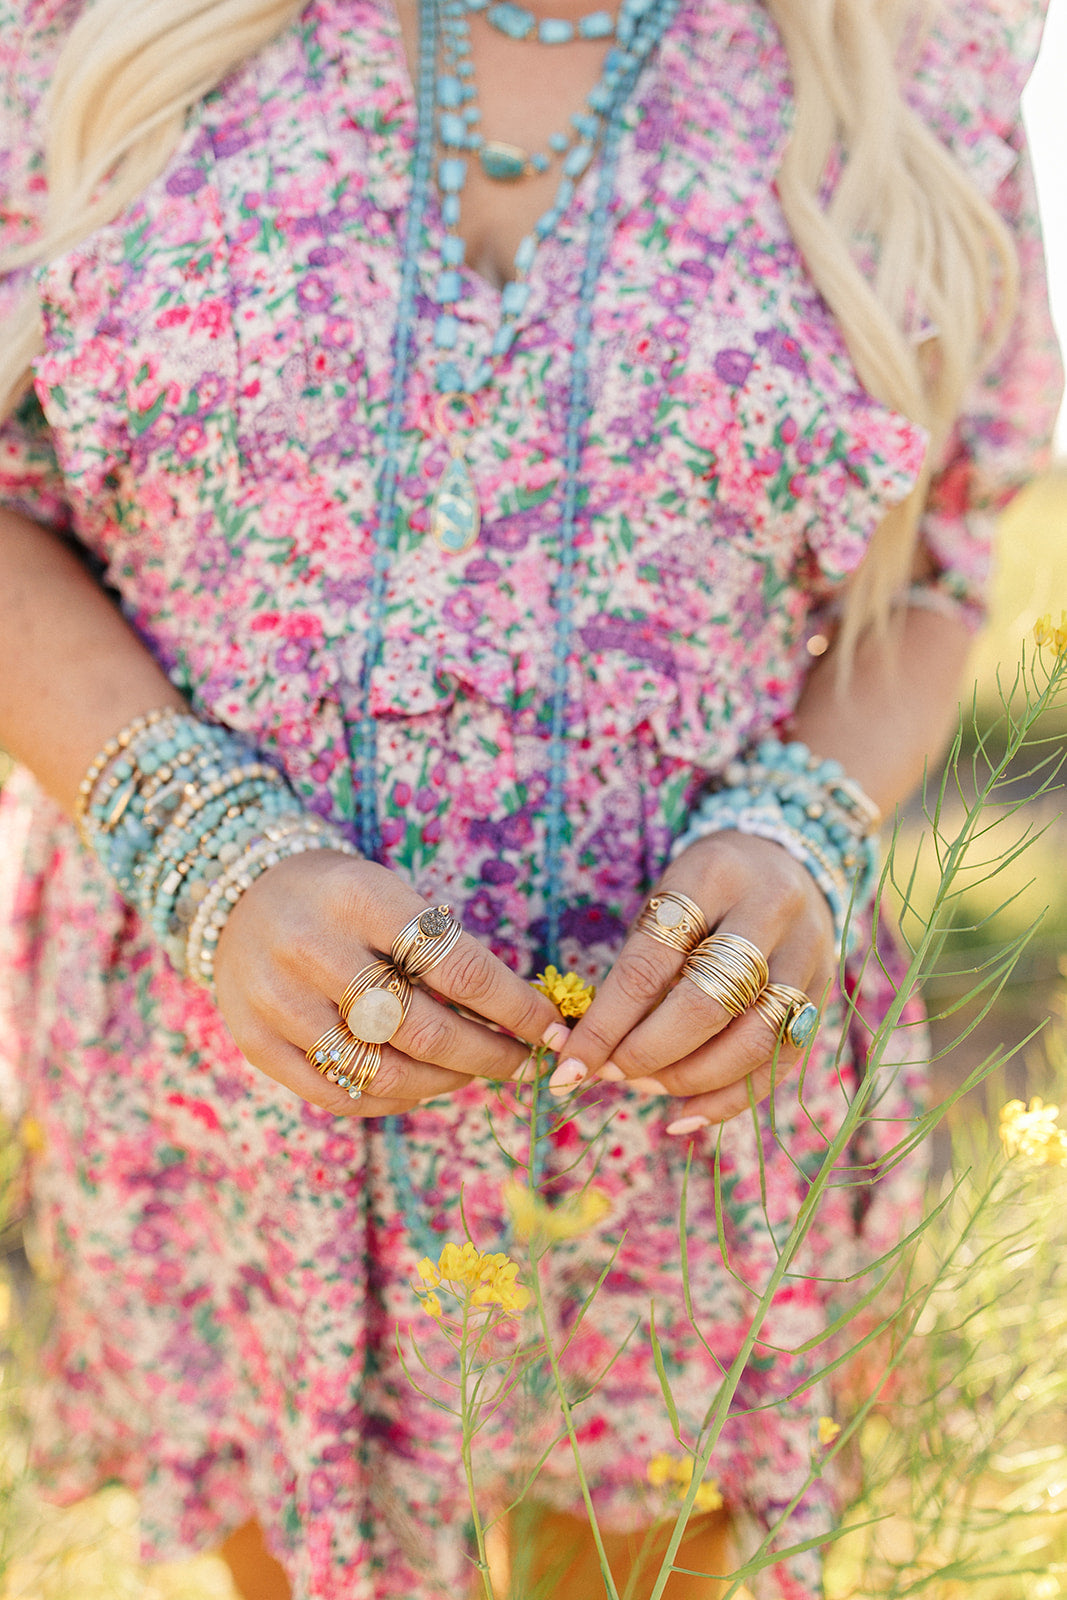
[597,1061,625,1082]
[541,1021,571,1053]
[665,1114,710,1137]
[631,1076,669,1095]
[549,1057,587,1096]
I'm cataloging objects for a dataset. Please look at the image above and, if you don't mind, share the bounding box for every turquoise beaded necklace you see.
[429,0,676,557]
[352,0,678,963]
[482,0,616,47]
[360,0,677,1262]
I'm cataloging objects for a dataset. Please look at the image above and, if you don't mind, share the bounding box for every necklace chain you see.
[351,0,679,971]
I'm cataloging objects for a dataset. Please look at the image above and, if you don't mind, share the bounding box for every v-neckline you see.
[375,0,611,319]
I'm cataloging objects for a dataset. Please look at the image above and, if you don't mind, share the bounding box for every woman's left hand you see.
[557,831,837,1130]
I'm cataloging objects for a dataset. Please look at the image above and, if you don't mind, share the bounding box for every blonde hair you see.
[1,0,1018,649]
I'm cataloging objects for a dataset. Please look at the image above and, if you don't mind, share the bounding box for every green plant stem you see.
[528,1245,622,1600]
[525,1050,622,1600]
[642,653,1067,1600]
[459,1298,497,1600]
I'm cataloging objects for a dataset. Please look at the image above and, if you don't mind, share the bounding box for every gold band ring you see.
[754,983,821,1050]
[339,960,413,1044]
[306,1023,382,1099]
[391,905,463,980]
[307,1023,356,1073]
[635,890,709,955]
[681,933,769,1018]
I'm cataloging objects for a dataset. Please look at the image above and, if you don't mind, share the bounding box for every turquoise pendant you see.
[480,142,529,183]
[431,451,481,553]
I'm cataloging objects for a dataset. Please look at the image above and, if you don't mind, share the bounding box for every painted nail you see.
[541,1021,572,1053]
[549,1057,588,1096]
[631,1076,669,1095]
[597,1061,625,1082]
[665,1114,710,1137]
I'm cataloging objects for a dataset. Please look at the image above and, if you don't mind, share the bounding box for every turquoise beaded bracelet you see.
[78,710,356,983]
[672,739,881,954]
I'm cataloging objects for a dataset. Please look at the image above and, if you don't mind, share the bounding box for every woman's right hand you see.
[213,848,567,1117]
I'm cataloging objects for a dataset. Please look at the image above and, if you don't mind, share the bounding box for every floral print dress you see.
[0,1,1061,1595]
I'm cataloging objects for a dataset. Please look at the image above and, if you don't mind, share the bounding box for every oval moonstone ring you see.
[345,986,407,1045]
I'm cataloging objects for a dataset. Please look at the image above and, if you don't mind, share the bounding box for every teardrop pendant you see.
[430,450,481,553]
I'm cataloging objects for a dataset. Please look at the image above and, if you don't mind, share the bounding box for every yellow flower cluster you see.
[1034,611,1067,655]
[416,1241,531,1317]
[817,1416,841,1447]
[647,1452,724,1514]
[999,1097,1067,1167]
[502,1180,612,1243]
[533,965,596,1019]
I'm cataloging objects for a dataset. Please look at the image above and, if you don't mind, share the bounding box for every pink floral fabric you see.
[0,1,1061,1595]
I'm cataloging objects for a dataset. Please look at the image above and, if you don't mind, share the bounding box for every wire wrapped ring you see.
[391,905,463,980]
[635,890,709,955]
[681,933,769,1018]
[306,1024,382,1099]
[753,983,820,1050]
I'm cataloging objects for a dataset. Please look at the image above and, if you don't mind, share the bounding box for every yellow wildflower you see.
[533,965,596,1019]
[18,1115,46,1154]
[646,1452,722,1512]
[420,1292,443,1319]
[1033,611,1067,655]
[693,1481,725,1513]
[999,1097,1067,1167]
[503,1179,612,1243]
[647,1452,680,1488]
[419,1239,531,1316]
[818,1416,841,1447]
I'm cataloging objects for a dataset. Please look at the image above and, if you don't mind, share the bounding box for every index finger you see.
[561,916,693,1083]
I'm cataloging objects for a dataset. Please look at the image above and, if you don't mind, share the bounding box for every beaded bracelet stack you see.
[671,738,882,953]
[76,709,358,989]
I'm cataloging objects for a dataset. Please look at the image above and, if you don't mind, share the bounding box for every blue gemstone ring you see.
[753,984,820,1052]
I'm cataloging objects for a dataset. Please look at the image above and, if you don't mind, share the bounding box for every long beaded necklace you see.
[353,0,678,918]
[360,0,678,1260]
[428,0,673,559]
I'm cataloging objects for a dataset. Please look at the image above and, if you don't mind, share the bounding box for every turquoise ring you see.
[753,984,820,1051]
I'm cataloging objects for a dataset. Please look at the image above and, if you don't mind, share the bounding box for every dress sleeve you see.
[905,0,1064,629]
[0,1,75,533]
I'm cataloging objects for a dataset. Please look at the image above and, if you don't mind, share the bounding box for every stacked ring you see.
[305,1024,382,1099]
[681,933,769,1018]
[753,983,821,1050]
[339,960,413,1044]
[392,904,462,980]
[635,890,709,954]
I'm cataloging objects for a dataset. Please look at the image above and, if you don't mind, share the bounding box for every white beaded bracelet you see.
[185,818,359,991]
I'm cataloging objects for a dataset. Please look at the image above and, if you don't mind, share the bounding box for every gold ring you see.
[681,955,753,1017]
[754,983,821,1050]
[635,890,709,955]
[349,1046,383,1098]
[339,960,413,1043]
[307,1023,357,1073]
[681,933,769,1018]
[323,1036,382,1100]
[391,905,463,980]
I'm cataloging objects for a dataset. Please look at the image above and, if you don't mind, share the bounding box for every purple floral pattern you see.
[0,0,1062,1595]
